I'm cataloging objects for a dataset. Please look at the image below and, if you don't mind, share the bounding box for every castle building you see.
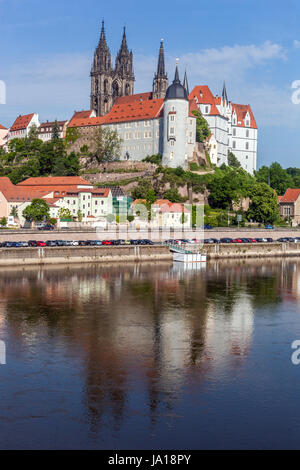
[90,22,135,116]
[68,23,258,173]
[189,82,258,174]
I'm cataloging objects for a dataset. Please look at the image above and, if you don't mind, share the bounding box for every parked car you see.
[102,240,112,245]
[38,224,55,231]
[233,238,243,243]
[46,240,57,247]
[36,241,46,247]
[28,240,38,247]
[203,224,213,230]
[265,225,274,230]
[220,238,234,243]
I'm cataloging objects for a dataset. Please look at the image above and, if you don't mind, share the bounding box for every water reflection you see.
[0,259,300,448]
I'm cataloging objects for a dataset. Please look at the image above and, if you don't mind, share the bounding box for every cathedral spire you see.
[119,26,129,54]
[153,40,169,99]
[183,70,189,96]
[222,81,228,103]
[157,40,166,77]
[99,19,108,47]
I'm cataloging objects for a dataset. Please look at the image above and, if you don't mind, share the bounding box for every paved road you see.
[0,227,299,242]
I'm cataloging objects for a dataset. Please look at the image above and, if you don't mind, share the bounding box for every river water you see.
[0,259,300,449]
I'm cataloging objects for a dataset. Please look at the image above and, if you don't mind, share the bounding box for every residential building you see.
[279,189,300,226]
[0,176,51,225]
[0,124,8,147]
[6,113,40,145]
[38,120,68,142]
[152,199,191,228]
[17,176,94,198]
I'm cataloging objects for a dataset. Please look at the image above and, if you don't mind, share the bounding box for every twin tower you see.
[90,21,169,116]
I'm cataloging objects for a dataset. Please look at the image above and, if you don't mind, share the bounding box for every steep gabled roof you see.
[0,124,7,130]
[280,189,300,203]
[231,103,257,129]
[10,114,35,132]
[104,98,164,124]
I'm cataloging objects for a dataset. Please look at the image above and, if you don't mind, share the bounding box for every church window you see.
[233,141,236,149]
[170,115,175,122]
[233,128,236,136]
[246,130,249,137]
[246,142,249,150]
[170,140,174,146]
[170,127,175,135]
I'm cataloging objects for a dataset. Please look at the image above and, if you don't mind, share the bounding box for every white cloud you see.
[0,40,288,129]
[294,40,300,49]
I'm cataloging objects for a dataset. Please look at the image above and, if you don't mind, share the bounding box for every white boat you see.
[173,252,207,263]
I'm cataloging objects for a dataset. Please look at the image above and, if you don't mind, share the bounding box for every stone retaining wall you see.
[0,245,172,267]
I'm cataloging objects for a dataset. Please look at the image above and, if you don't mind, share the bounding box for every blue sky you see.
[1,0,300,168]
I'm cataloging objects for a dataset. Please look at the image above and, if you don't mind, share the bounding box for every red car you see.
[233,238,243,243]
[249,238,257,243]
[102,240,112,246]
[36,241,46,247]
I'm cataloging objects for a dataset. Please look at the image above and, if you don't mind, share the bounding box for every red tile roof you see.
[39,121,67,129]
[280,189,300,203]
[10,114,35,132]
[68,116,106,128]
[0,177,50,202]
[153,199,190,213]
[114,93,153,105]
[69,97,164,128]
[66,188,111,197]
[0,124,7,130]
[232,103,257,129]
[18,176,92,187]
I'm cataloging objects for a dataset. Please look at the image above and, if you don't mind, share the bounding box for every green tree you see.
[228,152,241,168]
[58,208,72,220]
[89,127,122,163]
[51,120,60,140]
[255,162,294,195]
[247,182,279,223]
[192,110,211,143]
[163,188,182,203]
[77,210,83,222]
[0,217,7,227]
[22,199,50,222]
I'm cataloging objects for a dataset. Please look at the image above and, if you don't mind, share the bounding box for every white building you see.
[189,84,258,174]
[6,113,40,146]
[38,120,68,142]
[0,124,8,147]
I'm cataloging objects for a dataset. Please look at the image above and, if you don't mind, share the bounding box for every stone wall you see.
[0,245,172,267]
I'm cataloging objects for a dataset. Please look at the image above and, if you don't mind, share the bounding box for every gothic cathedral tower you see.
[153,40,169,99]
[90,22,135,117]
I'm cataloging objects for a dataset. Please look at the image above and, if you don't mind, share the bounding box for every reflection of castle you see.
[1,261,287,434]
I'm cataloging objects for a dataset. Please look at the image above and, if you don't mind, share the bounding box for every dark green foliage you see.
[0,132,80,183]
[255,162,294,195]
[22,199,50,222]
[192,110,211,143]
[228,152,241,168]
[142,154,162,165]
[247,183,279,223]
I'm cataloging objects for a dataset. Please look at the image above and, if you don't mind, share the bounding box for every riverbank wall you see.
[0,245,172,267]
[202,242,300,259]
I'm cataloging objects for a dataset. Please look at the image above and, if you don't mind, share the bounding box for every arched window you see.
[104,79,108,94]
[125,83,130,96]
[112,81,119,98]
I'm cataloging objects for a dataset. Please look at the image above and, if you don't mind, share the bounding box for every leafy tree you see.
[163,188,182,203]
[77,210,83,222]
[286,167,300,187]
[255,162,294,195]
[192,110,211,143]
[22,199,50,222]
[131,178,154,200]
[58,208,72,220]
[10,207,18,217]
[247,182,279,223]
[228,152,241,168]
[0,217,7,227]
[88,127,122,163]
